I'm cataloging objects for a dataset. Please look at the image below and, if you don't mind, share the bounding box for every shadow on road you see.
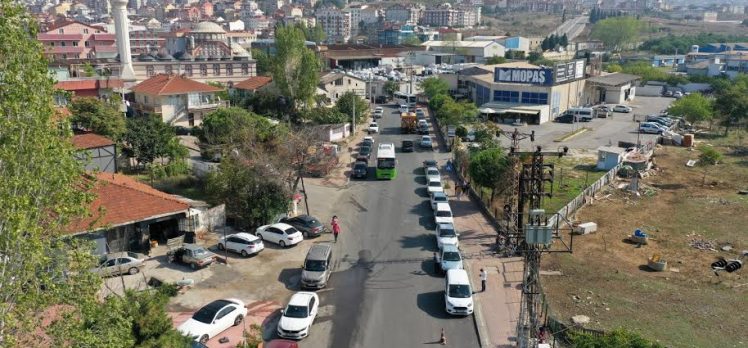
[416,291,451,319]
[277,268,301,291]
[414,187,430,198]
[399,233,437,252]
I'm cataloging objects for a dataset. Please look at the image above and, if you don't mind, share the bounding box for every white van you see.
[445,269,474,316]
[566,107,594,122]
[399,104,409,113]
[434,202,454,224]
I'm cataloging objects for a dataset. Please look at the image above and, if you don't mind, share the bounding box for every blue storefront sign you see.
[494,67,554,86]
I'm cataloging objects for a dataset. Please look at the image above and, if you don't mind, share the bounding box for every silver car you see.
[93,252,147,277]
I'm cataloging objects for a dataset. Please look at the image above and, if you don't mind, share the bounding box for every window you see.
[493,90,520,103]
[334,79,343,86]
[72,41,78,47]
[212,64,220,75]
[475,85,491,106]
[58,29,64,34]
[226,64,233,76]
[185,65,193,76]
[521,92,548,104]
[60,41,66,47]
[146,65,155,77]
[83,28,89,34]
[200,64,208,76]
[164,64,173,75]
[84,41,90,47]
[241,63,249,75]
[50,42,55,47]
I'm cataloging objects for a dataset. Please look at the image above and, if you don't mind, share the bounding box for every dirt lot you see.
[541,144,748,348]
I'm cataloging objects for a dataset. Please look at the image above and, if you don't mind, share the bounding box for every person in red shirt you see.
[331,216,341,243]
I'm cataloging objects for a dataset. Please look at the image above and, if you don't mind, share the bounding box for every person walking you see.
[455,184,462,200]
[331,216,341,243]
[480,268,488,292]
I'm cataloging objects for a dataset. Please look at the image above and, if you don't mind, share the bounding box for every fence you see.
[547,163,622,229]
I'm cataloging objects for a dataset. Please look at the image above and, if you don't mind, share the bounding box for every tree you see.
[0,0,123,344]
[505,50,525,59]
[559,33,569,47]
[251,49,272,75]
[667,93,713,124]
[528,51,544,63]
[123,117,182,166]
[304,106,348,125]
[606,63,623,73]
[455,126,468,139]
[713,83,748,135]
[199,107,282,160]
[568,328,665,348]
[68,97,127,140]
[436,98,478,127]
[590,17,643,51]
[335,91,369,124]
[419,77,450,99]
[486,56,507,64]
[268,25,321,111]
[383,80,400,97]
[429,94,452,111]
[468,147,511,201]
[697,145,723,186]
[402,35,422,46]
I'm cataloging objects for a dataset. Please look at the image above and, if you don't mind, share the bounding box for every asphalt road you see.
[303,104,480,348]
[550,16,588,41]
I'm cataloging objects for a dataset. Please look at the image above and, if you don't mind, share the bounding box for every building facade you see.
[385,4,423,24]
[131,74,226,127]
[38,21,117,61]
[316,6,352,44]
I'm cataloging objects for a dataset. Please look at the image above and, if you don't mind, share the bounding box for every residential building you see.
[129,29,167,54]
[422,40,505,64]
[421,5,455,27]
[345,4,368,36]
[53,78,124,99]
[72,133,118,173]
[359,5,382,24]
[651,55,685,68]
[232,75,273,97]
[378,23,417,45]
[131,74,226,127]
[707,54,748,78]
[385,4,423,24]
[38,20,117,61]
[318,72,367,104]
[316,6,352,43]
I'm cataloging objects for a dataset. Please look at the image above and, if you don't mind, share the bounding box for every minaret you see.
[111,0,136,81]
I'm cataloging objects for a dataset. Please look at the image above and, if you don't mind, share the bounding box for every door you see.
[116,257,133,275]
[266,227,282,244]
[309,297,317,320]
[212,306,237,336]
[226,236,240,252]
[100,258,117,277]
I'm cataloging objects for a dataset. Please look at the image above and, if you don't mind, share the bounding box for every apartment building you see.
[385,4,423,24]
[316,6,352,44]
[131,74,226,127]
[421,4,480,27]
[38,20,117,61]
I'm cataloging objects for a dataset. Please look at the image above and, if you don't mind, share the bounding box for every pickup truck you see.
[167,244,216,270]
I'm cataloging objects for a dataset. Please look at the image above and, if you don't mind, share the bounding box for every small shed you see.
[596,146,626,171]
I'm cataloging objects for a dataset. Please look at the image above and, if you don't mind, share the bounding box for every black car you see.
[423,160,437,169]
[402,140,414,152]
[279,215,326,238]
[352,161,368,179]
[418,124,430,135]
[375,96,388,104]
[362,139,373,148]
[359,145,372,159]
[554,114,578,123]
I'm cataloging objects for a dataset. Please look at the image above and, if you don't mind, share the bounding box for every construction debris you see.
[571,315,590,325]
[648,254,668,272]
[688,238,717,251]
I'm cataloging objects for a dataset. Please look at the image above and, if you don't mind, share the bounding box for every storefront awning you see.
[479,107,497,114]
[500,109,538,115]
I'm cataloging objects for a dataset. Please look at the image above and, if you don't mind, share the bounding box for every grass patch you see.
[542,157,604,214]
[137,174,210,202]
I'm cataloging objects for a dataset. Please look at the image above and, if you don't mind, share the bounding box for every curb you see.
[464,260,492,348]
[553,127,591,142]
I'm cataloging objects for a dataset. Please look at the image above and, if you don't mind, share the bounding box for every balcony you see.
[46,46,86,54]
[38,33,84,40]
[132,103,162,114]
[188,100,228,110]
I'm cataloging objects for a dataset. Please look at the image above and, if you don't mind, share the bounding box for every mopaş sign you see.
[493,67,554,86]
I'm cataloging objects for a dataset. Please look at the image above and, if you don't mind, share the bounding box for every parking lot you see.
[496,96,674,151]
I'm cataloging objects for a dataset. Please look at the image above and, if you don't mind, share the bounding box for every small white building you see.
[583,73,640,105]
[421,40,506,64]
[131,74,225,127]
[317,72,367,104]
[596,146,627,171]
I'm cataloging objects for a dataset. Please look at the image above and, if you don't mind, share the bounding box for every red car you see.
[263,339,299,348]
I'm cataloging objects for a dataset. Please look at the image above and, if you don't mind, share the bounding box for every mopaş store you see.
[466,60,587,125]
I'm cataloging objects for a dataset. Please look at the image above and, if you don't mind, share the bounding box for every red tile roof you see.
[234,76,272,91]
[67,173,189,233]
[54,79,124,91]
[71,133,115,149]
[131,74,223,96]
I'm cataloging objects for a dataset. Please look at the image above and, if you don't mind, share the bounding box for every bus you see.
[376,143,397,180]
[394,92,417,109]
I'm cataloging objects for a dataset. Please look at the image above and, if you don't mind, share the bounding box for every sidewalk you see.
[444,169,523,348]
[307,119,372,189]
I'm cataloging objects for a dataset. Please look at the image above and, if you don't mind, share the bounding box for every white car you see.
[425,166,440,182]
[255,223,303,247]
[445,269,474,316]
[374,106,383,114]
[434,202,454,224]
[612,105,632,113]
[178,298,248,344]
[399,104,409,113]
[277,292,319,340]
[430,191,449,210]
[436,244,463,273]
[420,135,433,149]
[639,122,665,134]
[218,232,264,257]
[368,122,379,134]
[427,177,444,195]
[435,223,459,249]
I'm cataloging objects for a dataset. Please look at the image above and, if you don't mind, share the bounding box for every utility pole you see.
[352,94,356,136]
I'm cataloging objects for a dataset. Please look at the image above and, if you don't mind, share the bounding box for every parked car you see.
[362,136,374,147]
[435,244,463,274]
[420,136,433,149]
[401,140,414,152]
[264,340,300,348]
[423,160,438,169]
[92,252,147,277]
[415,108,426,119]
[399,104,409,113]
[664,90,673,97]
[358,145,372,160]
[279,215,326,238]
[178,298,248,344]
[418,123,430,135]
[367,122,379,134]
[374,106,383,114]
[435,222,459,249]
[430,191,449,210]
[649,118,673,128]
[427,177,444,195]
[168,244,216,270]
[375,96,387,104]
[255,223,304,247]
[612,105,632,113]
[352,161,368,179]
[444,269,474,316]
[277,292,319,340]
[425,166,440,182]
[639,122,665,134]
[434,202,454,224]
[673,91,683,99]
[218,232,264,257]
[566,107,594,122]
[593,105,611,118]
[554,114,577,123]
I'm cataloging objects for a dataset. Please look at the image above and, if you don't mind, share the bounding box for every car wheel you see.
[279,240,286,248]
[199,334,209,344]
[258,233,265,241]
[241,250,249,257]
[190,262,197,270]
[303,231,309,238]
[218,243,225,250]
[233,315,244,326]
[128,267,139,275]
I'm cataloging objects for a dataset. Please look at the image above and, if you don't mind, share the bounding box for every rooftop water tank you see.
[691,45,699,53]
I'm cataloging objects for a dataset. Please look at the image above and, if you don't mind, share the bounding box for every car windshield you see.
[436,210,452,217]
[305,260,327,272]
[370,123,377,127]
[192,248,209,257]
[448,284,471,298]
[429,181,441,187]
[284,227,298,235]
[284,305,309,318]
[422,137,430,142]
[443,251,461,261]
[427,169,439,176]
[439,228,456,237]
[378,158,396,169]
[355,163,367,170]
[361,147,371,154]
[435,195,447,202]
[192,301,230,323]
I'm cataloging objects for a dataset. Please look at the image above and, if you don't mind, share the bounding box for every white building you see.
[422,40,505,63]
[131,74,226,127]
[316,6,352,43]
[385,4,423,24]
[317,72,367,104]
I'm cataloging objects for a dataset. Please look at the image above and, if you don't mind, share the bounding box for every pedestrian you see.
[464,181,471,197]
[480,268,488,292]
[331,216,341,243]
[455,184,462,200]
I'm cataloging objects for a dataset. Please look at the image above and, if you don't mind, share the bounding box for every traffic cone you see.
[440,328,447,345]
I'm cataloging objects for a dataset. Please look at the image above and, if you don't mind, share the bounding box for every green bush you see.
[568,328,665,348]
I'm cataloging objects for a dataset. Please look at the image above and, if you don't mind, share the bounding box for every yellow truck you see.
[401,112,418,134]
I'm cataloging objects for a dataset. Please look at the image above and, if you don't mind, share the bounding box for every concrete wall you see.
[637,85,664,97]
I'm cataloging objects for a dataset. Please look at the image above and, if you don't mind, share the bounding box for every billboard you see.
[493,67,553,86]
[554,60,586,83]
